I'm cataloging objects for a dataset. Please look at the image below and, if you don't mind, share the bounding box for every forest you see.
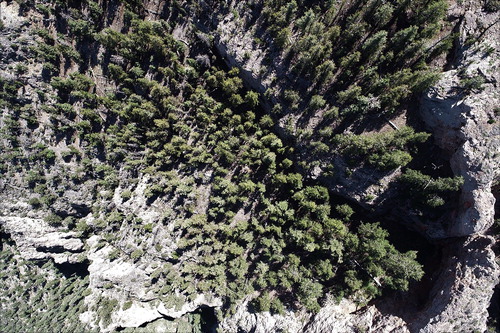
[0,0,477,331]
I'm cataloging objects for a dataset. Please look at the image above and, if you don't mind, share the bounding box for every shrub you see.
[45,213,63,227]
[284,89,300,109]
[297,280,323,313]
[75,220,91,234]
[335,204,354,221]
[252,292,271,312]
[244,91,259,108]
[259,115,274,128]
[40,148,56,162]
[15,64,28,75]
[368,150,412,170]
[122,301,133,311]
[121,189,132,201]
[270,297,285,315]
[143,223,153,233]
[26,170,45,187]
[98,298,118,327]
[106,211,123,225]
[229,93,243,106]
[28,197,42,208]
[108,249,120,261]
[130,249,144,261]
[308,95,326,111]
[40,194,57,206]
[461,75,485,93]
[68,19,93,39]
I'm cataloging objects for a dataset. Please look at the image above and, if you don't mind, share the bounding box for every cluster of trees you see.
[0,0,464,324]
[37,4,429,315]
[0,249,92,332]
[261,0,448,119]
[331,126,430,170]
[400,169,463,208]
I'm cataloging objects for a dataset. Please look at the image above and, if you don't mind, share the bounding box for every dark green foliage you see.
[308,95,326,111]
[0,0,438,323]
[368,150,412,171]
[45,213,63,227]
[262,0,447,116]
[25,170,45,187]
[245,91,260,108]
[97,297,119,327]
[348,223,424,292]
[400,169,464,208]
[68,19,94,39]
[0,248,91,333]
[121,189,132,201]
[332,127,430,170]
[35,4,53,16]
[28,197,42,208]
[297,279,323,312]
[0,77,24,107]
[335,204,354,221]
[252,292,272,312]
[461,75,486,93]
[484,0,500,12]
[51,73,94,97]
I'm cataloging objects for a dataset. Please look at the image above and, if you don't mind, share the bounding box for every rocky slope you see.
[0,0,499,332]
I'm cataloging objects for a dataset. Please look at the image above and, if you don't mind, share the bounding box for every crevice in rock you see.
[488,182,500,241]
[35,245,82,254]
[138,316,165,328]
[487,183,500,331]
[0,228,15,251]
[324,185,445,320]
[114,305,219,332]
[198,306,218,333]
[53,260,90,278]
[410,235,498,332]
[487,283,500,332]
[444,16,464,71]
[159,306,219,331]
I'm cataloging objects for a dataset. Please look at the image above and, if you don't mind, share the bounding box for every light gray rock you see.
[0,2,25,28]
[0,216,84,264]
[219,297,309,333]
[220,296,411,333]
[420,2,500,237]
[412,235,499,333]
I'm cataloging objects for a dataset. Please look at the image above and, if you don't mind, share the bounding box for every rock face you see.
[417,1,500,326]
[412,2,500,331]
[81,234,222,331]
[412,235,498,332]
[220,297,410,333]
[420,0,500,237]
[0,215,84,264]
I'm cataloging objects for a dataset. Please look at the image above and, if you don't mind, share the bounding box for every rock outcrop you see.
[412,235,498,332]
[220,297,411,333]
[0,214,84,264]
[421,0,499,237]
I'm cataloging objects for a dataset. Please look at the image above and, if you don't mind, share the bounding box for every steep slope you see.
[0,0,498,332]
